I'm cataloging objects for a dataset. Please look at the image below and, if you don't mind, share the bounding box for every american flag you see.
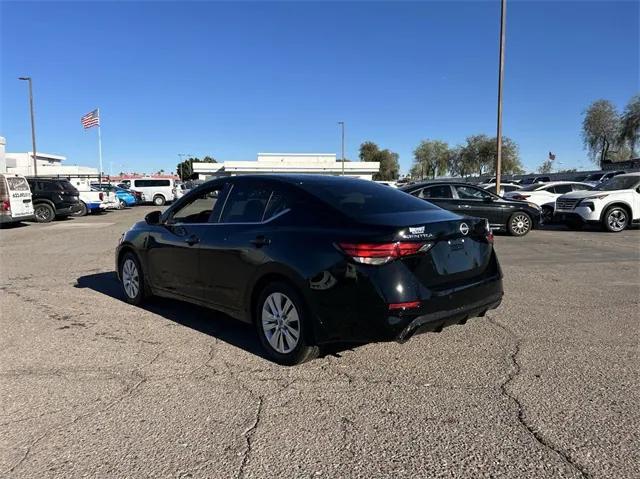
[81,109,100,129]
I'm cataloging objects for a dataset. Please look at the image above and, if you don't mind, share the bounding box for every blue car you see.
[92,184,137,207]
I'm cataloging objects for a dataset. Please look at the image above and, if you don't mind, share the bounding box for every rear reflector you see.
[1,199,10,212]
[389,301,421,311]
[337,242,432,265]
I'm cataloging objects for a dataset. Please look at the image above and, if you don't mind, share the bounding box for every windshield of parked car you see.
[300,179,437,217]
[595,176,640,191]
[585,173,604,181]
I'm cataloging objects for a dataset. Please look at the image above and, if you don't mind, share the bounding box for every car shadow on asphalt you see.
[75,272,270,361]
[75,272,360,363]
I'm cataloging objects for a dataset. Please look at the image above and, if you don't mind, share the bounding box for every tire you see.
[119,252,148,305]
[72,202,88,217]
[541,206,554,225]
[119,200,127,209]
[507,212,532,237]
[33,203,55,223]
[153,195,166,206]
[255,281,319,366]
[602,206,629,233]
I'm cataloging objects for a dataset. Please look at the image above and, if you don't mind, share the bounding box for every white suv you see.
[555,172,640,232]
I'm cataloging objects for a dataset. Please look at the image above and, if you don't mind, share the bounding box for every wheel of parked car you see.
[153,195,166,206]
[255,281,319,365]
[119,252,148,305]
[73,201,88,217]
[603,206,628,233]
[119,199,127,209]
[33,203,55,223]
[507,212,532,236]
[541,206,554,225]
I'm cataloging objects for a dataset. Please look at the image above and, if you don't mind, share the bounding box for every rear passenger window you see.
[551,184,572,194]
[263,190,290,221]
[571,184,591,191]
[420,185,453,199]
[220,184,270,223]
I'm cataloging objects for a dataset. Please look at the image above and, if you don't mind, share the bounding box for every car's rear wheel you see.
[603,206,628,232]
[119,252,148,305]
[256,282,319,365]
[507,212,532,236]
[119,199,127,209]
[153,195,165,206]
[34,203,55,223]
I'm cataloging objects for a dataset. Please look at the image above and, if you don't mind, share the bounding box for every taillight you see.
[388,301,421,311]
[1,199,10,212]
[337,242,432,265]
[99,192,104,201]
[484,219,494,243]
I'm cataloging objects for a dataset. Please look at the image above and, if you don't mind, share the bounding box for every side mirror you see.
[145,210,162,225]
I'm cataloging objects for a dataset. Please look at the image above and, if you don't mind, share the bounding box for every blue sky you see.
[1,1,638,175]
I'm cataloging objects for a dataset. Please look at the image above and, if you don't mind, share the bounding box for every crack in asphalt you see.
[236,396,264,479]
[487,315,591,479]
[2,350,162,475]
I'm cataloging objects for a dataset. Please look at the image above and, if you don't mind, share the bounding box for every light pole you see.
[18,77,38,176]
[495,0,507,195]
[338,121,345,176]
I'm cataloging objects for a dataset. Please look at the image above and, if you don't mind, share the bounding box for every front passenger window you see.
[171,188,221,223]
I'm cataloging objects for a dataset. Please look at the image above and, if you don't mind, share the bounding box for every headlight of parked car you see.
[582,194,608,202]
[527,202,541,210]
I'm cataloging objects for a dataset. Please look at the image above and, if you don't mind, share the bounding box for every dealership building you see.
[191,153,380,180]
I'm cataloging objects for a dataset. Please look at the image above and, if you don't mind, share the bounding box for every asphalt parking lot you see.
[1,207,638,478]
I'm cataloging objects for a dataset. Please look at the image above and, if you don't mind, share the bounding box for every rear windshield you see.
[299,179,436,217]
[6,177,30,191]
[585,173,604,181]
[595,176,640,191]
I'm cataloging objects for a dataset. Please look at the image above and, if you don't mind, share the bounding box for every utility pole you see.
[178,153,191,180]
[338,122,345,176]
[18,77,38,176]
[495,0,507,195]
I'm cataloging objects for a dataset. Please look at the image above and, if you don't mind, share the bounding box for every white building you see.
[0,137,6,173]
[191,153,380,180]
[4,151,98,177]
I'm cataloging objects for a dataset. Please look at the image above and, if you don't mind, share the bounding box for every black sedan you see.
[116,175,503,365]
[400,181,542,236]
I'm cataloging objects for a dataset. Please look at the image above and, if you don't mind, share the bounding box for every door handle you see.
[250,236,271,247]
[185,235,200,246]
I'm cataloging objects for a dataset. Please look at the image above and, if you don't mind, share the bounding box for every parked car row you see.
[0,174,179,225]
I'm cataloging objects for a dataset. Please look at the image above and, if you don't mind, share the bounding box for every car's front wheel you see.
[541,205,554,225]
[603,206,628,232]
[119,252,148,305]
[153,195,166,206]
[256,282,319,365]
[507,212,532,236]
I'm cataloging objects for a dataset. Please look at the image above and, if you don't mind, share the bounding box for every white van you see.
[128,178,176,206]
[0,174,35,224]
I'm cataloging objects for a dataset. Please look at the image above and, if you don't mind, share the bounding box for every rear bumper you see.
[0,213,35,224]
[395,290,502,342]
[57,204,82,216]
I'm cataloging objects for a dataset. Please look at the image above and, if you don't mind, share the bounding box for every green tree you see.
[452,135,523,177]
[582,99,620,167]
[538,159,553,174]
[412,140,449,179]
[359,141,400,180]
[618,94,640,158]
[177,156,216,180]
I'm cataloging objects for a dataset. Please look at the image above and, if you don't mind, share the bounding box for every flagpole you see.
[97,108,103,184]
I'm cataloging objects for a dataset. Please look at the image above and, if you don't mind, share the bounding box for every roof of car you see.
[399,180,472,190]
